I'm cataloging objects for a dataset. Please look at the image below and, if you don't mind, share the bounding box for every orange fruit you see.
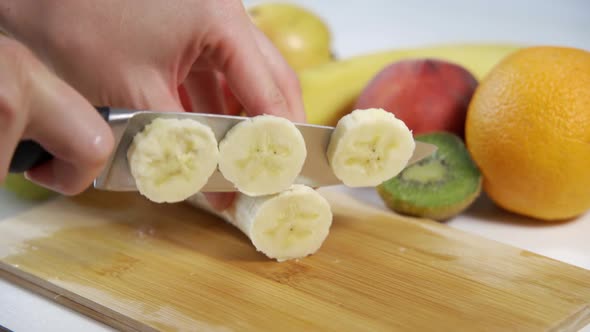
[465,46,590,221]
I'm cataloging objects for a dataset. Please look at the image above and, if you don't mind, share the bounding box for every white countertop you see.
[2,0,589,331]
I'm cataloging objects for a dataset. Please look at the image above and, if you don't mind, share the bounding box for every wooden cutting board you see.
[1,188,589,332]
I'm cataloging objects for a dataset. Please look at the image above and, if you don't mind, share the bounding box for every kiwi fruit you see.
[376,131,482,221]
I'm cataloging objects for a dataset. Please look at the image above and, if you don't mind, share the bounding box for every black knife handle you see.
[8,106,111,173]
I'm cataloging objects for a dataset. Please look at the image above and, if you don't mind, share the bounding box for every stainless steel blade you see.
[93,110,437,192]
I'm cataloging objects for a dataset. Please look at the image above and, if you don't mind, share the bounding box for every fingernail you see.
[52,162,87,195]
[25,161,79,195]
[24,167,60,193]
[92,133,114,162]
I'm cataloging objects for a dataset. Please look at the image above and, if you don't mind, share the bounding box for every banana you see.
[218,114,307,196]
[327,108,415,187]
[299,43,521,126]
[127,117,219,203]
[186,184,333,262]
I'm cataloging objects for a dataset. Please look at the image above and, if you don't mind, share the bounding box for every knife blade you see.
[10,107,437,192]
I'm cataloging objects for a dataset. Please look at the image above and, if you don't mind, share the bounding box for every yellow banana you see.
[299,43,522,126]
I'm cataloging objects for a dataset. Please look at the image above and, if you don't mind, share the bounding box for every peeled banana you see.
[186,184,333,262]
[299,43,521,126]
[127,118,219,203]
[327,108,415,187]
[218,114,307,196]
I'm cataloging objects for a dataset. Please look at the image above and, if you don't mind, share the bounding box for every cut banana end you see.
[127,118,219,203]
[218,114,307,196]
[326,108,416,187]
[186,184,333,262]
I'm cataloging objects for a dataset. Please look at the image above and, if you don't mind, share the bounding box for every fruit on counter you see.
[300,43,521,126]
[1,173,56,201]
[377,132,482,221]
[465,46,590,221]
[327,108,415,187]
[354,58,478,139]
[127,118,219,203]
[248,2,333,72]
[186,184,333,262]
[218,114,307,196]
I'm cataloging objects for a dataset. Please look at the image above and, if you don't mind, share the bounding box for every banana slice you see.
[326,108,415,187]
[218,114,307,196]
[127,117,219,203]
[186,184,333,262]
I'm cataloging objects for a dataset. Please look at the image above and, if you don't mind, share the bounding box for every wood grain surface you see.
[1,188,589,332]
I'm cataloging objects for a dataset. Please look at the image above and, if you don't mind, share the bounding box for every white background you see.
[1,0,590,331]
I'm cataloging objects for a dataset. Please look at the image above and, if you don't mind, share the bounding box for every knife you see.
[9,107,437,192]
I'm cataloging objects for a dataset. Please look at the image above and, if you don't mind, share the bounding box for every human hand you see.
[1,0,305,208]
[0,35,115,194]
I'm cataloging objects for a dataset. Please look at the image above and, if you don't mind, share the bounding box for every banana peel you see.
[299,43,522,126]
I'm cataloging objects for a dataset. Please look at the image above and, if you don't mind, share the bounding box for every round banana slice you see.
[187,184,333,262]
[127,117,219,203]
[218,115,307,196]
[326,108,416,187]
